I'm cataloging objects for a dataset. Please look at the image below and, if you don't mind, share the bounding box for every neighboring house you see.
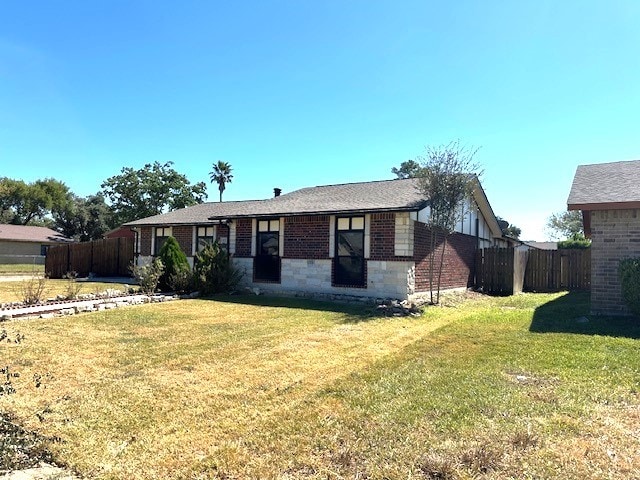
[568,159,640,315]
[125,178,505,301]
[519,241,558,251]
[103,226,136,240]
[0,224,74,265]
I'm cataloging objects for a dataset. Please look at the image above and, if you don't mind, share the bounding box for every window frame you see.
[334,216,366,287]
[154,226,172,255]
[254,218,281,282]
[196,225,216,253]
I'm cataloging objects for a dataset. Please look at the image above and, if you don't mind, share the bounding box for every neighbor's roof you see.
[125,178,429,226]
[0,224,73,244]
[567,160,640,210]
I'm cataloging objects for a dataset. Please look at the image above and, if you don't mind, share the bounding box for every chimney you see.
[274,187,282,197]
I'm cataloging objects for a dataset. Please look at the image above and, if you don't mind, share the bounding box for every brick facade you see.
[139,227,152,256]
[283,215,330,259]
[369,212,396,260]
[172,226,193,256]
[413,222,476,291]
[590,209,640,315]
[234,218,253,257]
[135,212,481,300]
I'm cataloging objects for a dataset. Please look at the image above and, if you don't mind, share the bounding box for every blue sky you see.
[1,1,639,240]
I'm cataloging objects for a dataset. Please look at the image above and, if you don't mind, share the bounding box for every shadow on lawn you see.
[529,291,640,339]
[198,293,378,323]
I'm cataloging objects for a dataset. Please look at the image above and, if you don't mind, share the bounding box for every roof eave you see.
[568,201,640,211]
[207,204,428,221]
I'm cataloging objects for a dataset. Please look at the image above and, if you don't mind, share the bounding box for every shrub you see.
[62,271,83,300]
[15,275,49,305]
[157,236,191,291]
[619,258,640,316]
[558,233,591,249]
[131,258,165,295]
[193,242,243,294]
[168,268,194,294]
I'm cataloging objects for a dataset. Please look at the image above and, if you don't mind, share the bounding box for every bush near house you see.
[157,236,190,292]
[193,241,243,294]
[618,258,640,316]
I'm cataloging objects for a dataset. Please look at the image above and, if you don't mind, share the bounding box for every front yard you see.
[0,291,639,479]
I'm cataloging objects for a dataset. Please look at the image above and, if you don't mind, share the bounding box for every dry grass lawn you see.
[1,291,639,479]
[0,278,130,304]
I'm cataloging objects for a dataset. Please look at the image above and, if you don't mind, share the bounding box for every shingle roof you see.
[125,178,428,226]
[0,224,73,243]
[568,160,640,209]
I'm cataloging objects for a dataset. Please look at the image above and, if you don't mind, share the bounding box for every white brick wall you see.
[236,257,416,300]
[394,212,414,257]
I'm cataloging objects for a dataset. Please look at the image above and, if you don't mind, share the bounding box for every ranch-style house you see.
[125,177,507,301]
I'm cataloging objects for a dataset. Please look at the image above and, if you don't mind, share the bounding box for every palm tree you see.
[209,161,233,202]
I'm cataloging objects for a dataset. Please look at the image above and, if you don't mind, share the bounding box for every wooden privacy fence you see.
[475,247,590,295]
[475,248,527,295]
[45,237,134,278]
[524,248,590,292]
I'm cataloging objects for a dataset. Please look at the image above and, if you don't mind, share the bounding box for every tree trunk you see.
[436,234,448,304]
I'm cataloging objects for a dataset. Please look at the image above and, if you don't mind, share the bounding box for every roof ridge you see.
[285,177,413,194]
[578,159,640,168]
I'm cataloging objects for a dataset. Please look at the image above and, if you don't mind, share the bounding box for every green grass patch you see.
[0,292,638,479]
[0,264,45,275]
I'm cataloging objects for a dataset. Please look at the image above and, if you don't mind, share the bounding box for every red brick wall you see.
[235,218,252,257]
[216,224,230,243]
[172,226,193,256]
[370,213,396,260]
[283,215,330,259]
[414,222,476,291]
[139,227,152,256]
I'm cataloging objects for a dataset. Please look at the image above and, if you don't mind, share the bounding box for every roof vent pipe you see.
[274,188,282,197]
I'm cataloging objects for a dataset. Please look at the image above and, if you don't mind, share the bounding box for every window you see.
[334,216,365,287]
[40,245,49,256]
[196,226,215,253]
[254,219,280,282]
[154,227,172,255]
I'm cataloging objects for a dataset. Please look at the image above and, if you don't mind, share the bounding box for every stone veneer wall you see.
[590,209,640,315]
[235,257,414,300]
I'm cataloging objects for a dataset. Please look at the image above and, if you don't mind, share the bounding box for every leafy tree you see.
[157,236,191,291]
[546,210,583,240]
[415,141,481,304]
[496,216,521,239]
[391,160,423,179]
[209,161,233,202]
[101,161,207,225]
[557,233,591,249]
[0,177,71,225]
[53,194,114,241]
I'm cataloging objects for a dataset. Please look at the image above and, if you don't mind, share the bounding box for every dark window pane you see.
[258,232,279,256]
[335,257,365,286]
[155,237,168,255]
[337,231,364,257]
[255,255,281,282]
